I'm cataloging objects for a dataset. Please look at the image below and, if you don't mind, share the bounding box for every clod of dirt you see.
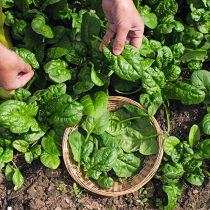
[29,198,45,209]
[145,181,156,198]
[45,168,62,178]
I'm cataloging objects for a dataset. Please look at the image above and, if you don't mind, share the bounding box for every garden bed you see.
[0,100,210,210]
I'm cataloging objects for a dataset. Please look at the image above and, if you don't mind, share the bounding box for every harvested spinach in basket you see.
[68,92,160,189]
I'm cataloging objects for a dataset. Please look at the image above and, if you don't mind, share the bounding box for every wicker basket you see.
[62,96,164,196]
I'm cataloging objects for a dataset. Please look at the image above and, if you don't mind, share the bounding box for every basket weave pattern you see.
[62,96,164,196]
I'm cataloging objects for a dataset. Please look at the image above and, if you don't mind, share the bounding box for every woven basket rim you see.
[62,96,164,196]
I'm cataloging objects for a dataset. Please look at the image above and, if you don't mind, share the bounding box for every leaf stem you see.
[163,101,171,134]
[114,87,142,95]
[12,161,17,169]
[92,35,108,47]
[114,132,167,141]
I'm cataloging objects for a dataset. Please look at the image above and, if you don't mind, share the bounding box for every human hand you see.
[99,0,144,55]
[0,42,34,90]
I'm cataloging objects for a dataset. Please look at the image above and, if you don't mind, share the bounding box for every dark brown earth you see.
[0,101,210,210]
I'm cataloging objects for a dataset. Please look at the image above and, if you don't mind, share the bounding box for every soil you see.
[1,101,210,210]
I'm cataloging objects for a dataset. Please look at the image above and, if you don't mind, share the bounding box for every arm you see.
[0,42,34,90]
[99,0,144,55]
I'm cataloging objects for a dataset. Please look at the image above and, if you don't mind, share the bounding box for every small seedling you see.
[139,187,147,195]
[118,178,123,184]
[57,184,66,191]
[78,200,84,204]
[70,182,85,197]
[136,198,148,206]
[198,200,204,204]
[190,203,195,208]
[156,198,163,209]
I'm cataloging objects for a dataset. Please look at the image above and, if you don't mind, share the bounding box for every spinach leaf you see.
[81,109,110,139]
[45,26,66,44]
[155,46,173,69]
[97,132,123,155]
[139,138,159,155]
[171,142,194,164]
[184,159,202,173]
[189,124,200,148]
[12,47,40,69]
[12,140,29,153]
[14,88,31,102]
[186,168,204,185]
[80,91,108,118]
[65,41,88,66]
[162,182,182,210]
[164,65,181,81]
[113,153,143,177]
[1,147,13,163]
[40,151,60,169]
[162,162,184,179]
[47,35,71,59]
[139,93,162,116]
[68,127,94,164]
[0,100,40,134]
[84,147,118,179]
[41,130,62,156]
[194,139,210,159]
[5,163,14,181]
[163,82,205,105]
[163,136,180,156]
[95,174,114,190]
[138,5,157,29]
[191,70,210,104]
[106,108,131,136]
[44,59,71,83]
[44,94,84,128]
[103,42,143,81]
[81,12,101,49]
[31,15,54,38]
[202,113,210,135]
[12,168,24,191]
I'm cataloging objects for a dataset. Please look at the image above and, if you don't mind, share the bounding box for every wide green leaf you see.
[0,100,40,134]
[80,91,108,118]
[12,168,24,191]
[44,59,71,83]
[12,140,29,153]
[40,151,60,169]
[41,130,62,156]
[189,124,200,148]
[163,82,205,105]
[81,109,110,138]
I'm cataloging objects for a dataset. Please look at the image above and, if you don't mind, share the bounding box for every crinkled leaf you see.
[84,147,118,179]
[113,153,143,177]
[12,47,39,69]
[44,59,71,83]
[80,91,108,118]
[81,109,110,138]
[12,140,29,153]
[0,100,40,134]
[103,43,143,81]
[163,82,205,105]
[186,168,204,185]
